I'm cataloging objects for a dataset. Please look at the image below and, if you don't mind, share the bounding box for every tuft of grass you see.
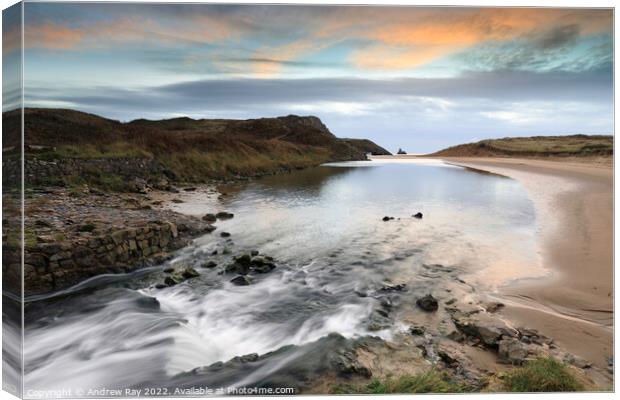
[502,357,584,392]
[78,224,96,233]
[332,371,470,394]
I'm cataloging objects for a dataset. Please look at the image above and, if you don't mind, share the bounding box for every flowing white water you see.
[23,160,541,394]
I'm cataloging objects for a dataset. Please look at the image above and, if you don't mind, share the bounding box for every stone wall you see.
[4,221,213,296]
[3,156,174,185]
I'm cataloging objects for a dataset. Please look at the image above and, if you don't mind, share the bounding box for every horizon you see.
[5,105,614,154]
[3,4,613,153]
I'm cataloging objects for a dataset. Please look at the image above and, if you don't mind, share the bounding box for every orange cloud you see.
[19,14,239,52]
[345,8,612,69]
[12,7,613,74]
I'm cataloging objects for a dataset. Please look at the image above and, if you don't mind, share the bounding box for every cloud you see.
[17,5,613,75]
[531,24,580,49]
[24,69,611,120]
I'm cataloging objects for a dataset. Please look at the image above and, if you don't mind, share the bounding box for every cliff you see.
[3,108,391,186]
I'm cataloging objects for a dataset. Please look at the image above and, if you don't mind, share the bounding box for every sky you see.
[2,3,614,153]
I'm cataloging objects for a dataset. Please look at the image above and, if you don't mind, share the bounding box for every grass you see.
[332,371,471,394]
[39,143,152,160]
[502,357,584,392]
[433,135,613,158]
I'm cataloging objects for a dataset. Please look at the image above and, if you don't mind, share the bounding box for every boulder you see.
[202,214,217,223]
[409,325,426,336]
[231,275,251,286]
[498,338,530,365]
[416,294,439,312]
[379,283,407,292]
[164,276,180,286]
[220,232,231,238]
[216,211,234,220]
[201,261,217,269]
[451,312,516,347]
[413,212,423,219]
[224,263,250,275]
[234,254,252,266]
[181,267,200,279]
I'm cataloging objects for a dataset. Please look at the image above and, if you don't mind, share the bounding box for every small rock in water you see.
[171,198,184,203]
[220,232,231,238]
[164,276,179,286]
[382,216,394,221]
[216,211,234,220]
[231,275,251,286]
[409,325,426,336]
[380,283,407,292]
[211,250,218,255]
[154,283,167,289]
[251,250,259,256]
[163,267,175,273]
[416,294,439,312]
[202,261,217,269]
[183,187,197,192]
[202,213,217,223]
[181,267,200,279]
[413,212,423,219]
[234,254,252,266]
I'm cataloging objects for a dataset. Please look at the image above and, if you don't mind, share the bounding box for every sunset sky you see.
[3,4,614,152]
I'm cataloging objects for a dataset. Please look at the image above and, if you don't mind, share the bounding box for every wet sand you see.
[439,157,613,371]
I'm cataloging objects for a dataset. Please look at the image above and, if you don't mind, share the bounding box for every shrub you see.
[78,224,96,233]
[503,357,584,392]
[332,371,470,394]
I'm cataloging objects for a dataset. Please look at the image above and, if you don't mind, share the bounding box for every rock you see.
[413,212,423,219]
[225,263,250,275]
[251,250,259,256]
[201,261,217,269]
[153,178,170,190]
[233,353,259,363]
[251,262,276,274]
[416,294,439,312]
[183,187,197,192]
[484,301,505,313]
[498,338,530,365]
[211,250,218,255]
[220,232,231,238]
[379,283,406,292]
[234,254,252,266]
[231,275,251,286]
[451,312,516,347]
[216,211,234,220]
[171,199,184,203]
[382,216,394,221]
[34,219,52,228]
[564,354,592,369]
[409,325,426,336]
[164,276,179,286]
[155,283,167,289]
[202,213,217,223]
[132,177,149,193]
[181,267,200,279]
[163,267,175,273]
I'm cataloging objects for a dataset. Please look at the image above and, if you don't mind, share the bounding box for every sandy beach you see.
[437,157,613,373]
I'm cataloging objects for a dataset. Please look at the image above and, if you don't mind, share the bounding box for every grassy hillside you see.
[431,135,612,158]
[3,108,390,184]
